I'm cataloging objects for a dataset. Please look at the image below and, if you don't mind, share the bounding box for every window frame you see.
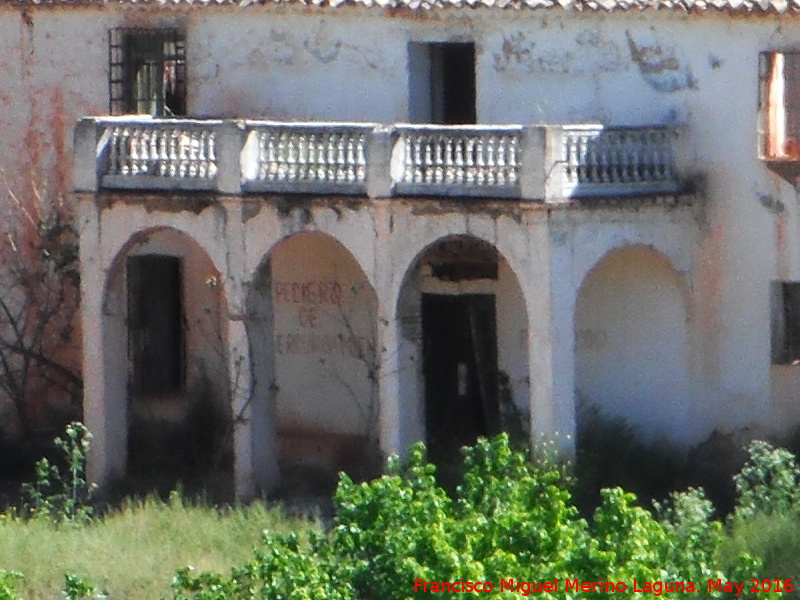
[759,51,800,162]
[407,41,477,125]
[109,28,187,117]
[771,281,800,365]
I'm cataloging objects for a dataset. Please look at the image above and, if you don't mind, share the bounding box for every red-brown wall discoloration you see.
[776,212,788,280]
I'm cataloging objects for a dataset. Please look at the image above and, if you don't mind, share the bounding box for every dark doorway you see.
[127,254,184,395]
[422,294,498,470]
[408,42,477,125]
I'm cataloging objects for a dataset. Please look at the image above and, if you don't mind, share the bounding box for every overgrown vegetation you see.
[19,422,95,524]
[0,496,310,600]
[2,426,799,600]
[720,440,800,600]
[0,184,81,447]
[574,404,689,513]
[170,435,787,600]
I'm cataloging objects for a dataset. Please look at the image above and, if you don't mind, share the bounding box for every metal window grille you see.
[109,28,186,116]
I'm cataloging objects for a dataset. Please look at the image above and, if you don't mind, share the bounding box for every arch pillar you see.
[375,264,408,461]
[80,197,127,489]
[224,200,279,501]
[523,220,577,458]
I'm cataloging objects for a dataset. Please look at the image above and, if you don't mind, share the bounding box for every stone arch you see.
[101,226,229,481]
[574,244,692,445]
[248,231,379,494]
[395,234,530,469]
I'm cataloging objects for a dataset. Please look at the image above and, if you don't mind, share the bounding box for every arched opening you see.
[396,235,530,477]
[248,232,379,495]
[575,245,691,444]
[103,227,229,488]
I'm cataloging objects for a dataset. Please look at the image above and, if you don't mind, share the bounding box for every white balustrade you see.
[84,118,681,200]
[104,122,218,188]
[244,123,371,193]
[392,126,522,197]
[559,125,677,197]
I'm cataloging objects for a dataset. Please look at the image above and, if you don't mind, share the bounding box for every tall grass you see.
[0,494,318,600]
[720,511,800,600]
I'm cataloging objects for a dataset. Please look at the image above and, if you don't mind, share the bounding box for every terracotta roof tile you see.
[8,0,800,13]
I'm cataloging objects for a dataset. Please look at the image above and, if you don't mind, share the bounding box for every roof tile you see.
[11,0,800,13]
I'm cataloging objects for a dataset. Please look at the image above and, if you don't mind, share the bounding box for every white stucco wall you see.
[268,232,377,437]
[575,245,691,445]
[43,1,800,492]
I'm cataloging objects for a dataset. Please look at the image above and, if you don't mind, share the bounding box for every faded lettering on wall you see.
[274,280,371,358]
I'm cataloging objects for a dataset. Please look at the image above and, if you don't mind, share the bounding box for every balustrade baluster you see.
[336,135,346,182]
[296,134,307,181]
[129,128,141,175]
[486,137,496,186]
[412,136,423,183]
[422,137,433,184]
[443,138,454,184]
[356,134,366,181]
[454,139,465,184]
[508,137,518,184]
[475,137,486,185]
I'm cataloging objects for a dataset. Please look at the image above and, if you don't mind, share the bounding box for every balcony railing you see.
[75,117,685,201]
[549,125,679,198]
[241,122,372,194]
[101,118,221,191]
[391,125,522,198]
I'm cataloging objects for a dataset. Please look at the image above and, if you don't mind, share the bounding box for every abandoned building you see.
[1,0,800,499]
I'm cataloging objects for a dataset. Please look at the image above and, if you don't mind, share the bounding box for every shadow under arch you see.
[100,226,231,493]
[246,230,380,496]
[574,243,692,448]
[394,234,531,479]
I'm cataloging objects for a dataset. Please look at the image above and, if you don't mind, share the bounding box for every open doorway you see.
[408,42,477,125]
[127,254,184,396]
[422,293,498,468]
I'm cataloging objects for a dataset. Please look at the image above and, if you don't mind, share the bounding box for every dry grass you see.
[0,493,319,600]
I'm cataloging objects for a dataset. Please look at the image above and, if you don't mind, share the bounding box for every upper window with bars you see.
[109,28,186,117]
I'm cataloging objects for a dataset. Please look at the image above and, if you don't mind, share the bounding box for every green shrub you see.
[733,441,800,520]
[171,532,351,600]
[719,441,800,600]
[173,434,773,600]
[20,422,95,524]
[0,571,23,600]
[62,574,107,600]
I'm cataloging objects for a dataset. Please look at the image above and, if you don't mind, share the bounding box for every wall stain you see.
[305,26,341,64]
[759,193,785,214]
[626,30,697,93]
[493,29,622,75]
[98,194,216,215]
[270,28,297,65]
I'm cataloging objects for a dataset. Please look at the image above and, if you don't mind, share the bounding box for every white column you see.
[224,200,278,500]
[525,216,577,458]
[80,196,127,488]
[374,202,416,461]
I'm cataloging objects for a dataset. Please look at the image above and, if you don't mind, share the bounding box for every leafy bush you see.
[172,532,351,600]
[62,574,107,600]
[733,441,800,519]
[173,435,774,600]
[19,422,95,524]
[0,571,23,600]
[719,441,800,600]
